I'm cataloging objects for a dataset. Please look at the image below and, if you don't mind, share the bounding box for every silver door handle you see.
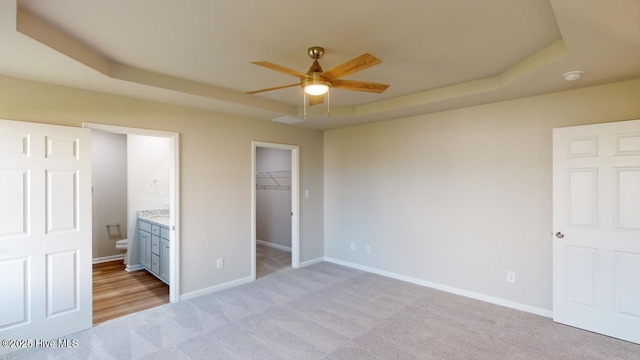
[555,231,564,239]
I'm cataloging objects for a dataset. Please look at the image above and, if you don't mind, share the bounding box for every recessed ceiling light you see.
[563,71,584,81]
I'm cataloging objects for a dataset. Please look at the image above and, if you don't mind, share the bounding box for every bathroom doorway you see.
[85,123,180,324]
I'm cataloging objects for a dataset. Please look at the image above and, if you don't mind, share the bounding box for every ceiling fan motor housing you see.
[307,46,325,60]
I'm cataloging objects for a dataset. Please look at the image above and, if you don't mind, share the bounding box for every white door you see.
[0,119,92,355]
[553,119,640,344]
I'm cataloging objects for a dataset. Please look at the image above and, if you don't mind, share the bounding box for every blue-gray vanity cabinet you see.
[138,218,170,285]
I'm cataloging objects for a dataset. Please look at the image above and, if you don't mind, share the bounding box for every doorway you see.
[84,123,180,307]
[90,129,170,324]
[251,141,300,280]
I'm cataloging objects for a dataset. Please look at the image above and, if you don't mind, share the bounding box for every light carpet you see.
[6,262,639,359]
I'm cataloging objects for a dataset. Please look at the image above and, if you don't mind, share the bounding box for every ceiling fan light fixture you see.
[303,76,330,95]
[304,83,330,95]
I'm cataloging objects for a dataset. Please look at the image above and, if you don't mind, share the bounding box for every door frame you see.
[251,141,300,280]
[83,123,180,303]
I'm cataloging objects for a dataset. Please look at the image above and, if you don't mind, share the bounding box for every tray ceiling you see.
[0,0,638,129]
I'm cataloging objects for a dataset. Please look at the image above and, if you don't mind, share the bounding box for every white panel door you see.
[553,119,640,344]
[0,119,91,355]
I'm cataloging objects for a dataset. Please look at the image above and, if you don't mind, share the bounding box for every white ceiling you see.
[1,0,639,130]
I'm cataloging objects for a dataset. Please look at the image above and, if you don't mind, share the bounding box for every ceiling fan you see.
[246,47,389,108]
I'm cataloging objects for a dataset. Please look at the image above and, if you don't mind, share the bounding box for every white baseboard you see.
[299,257,324,267]
[256,239,292,252]
[180,276,253,301]
[92,254,125,264]
[125,264,144,272]
[323,257,553,318]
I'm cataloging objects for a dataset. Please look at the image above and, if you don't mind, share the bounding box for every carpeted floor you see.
[6,262,639,359]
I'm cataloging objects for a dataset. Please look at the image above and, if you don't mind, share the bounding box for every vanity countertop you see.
[138,209,170,227]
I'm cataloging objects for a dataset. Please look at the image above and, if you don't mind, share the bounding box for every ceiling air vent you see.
[272,116,305,124]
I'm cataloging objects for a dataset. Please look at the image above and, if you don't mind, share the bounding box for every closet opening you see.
[251,141,300,280]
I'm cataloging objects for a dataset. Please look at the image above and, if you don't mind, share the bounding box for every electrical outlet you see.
[507,271,516,283]
[365,245,371,254]
[217,258,224,269]
[350,242,355,251]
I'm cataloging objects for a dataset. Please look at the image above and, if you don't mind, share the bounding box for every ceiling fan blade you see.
[308,94,325,106]
[245,83,300,94]
[251,61,310,79]
[321,53,382,80]
[331,79,389,93]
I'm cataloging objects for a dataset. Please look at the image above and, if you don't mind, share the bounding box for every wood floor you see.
[93,261,169,325]
[93,244,287,324]
[256,243,291,278]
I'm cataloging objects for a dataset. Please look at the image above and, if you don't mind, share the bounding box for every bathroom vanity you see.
[137,210,170,285]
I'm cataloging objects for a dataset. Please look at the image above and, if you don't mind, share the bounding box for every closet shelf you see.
[256,170,291,190]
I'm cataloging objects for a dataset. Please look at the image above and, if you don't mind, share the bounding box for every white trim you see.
[170,132,180,303]
[125,264,144,272]
[92,254,124,264]
[84,123,178,138]
[179,276,253,301]
[256,239,292,252]
[323,257,553,318]
[299,257,324,267]
[83,122,181,303]
[251,141,300,282]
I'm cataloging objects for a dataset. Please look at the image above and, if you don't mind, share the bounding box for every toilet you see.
[115,238,128,250]
[115,239,128,264]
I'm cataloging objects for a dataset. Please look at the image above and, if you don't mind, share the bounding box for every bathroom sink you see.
[138,215,170,227]
[138,210,170,227]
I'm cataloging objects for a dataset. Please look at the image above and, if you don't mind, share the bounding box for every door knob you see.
[555,231,564,239]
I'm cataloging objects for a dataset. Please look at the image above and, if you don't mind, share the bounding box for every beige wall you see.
[4,71,639,308]
[0,75,324,296]
[324,78,640,311]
